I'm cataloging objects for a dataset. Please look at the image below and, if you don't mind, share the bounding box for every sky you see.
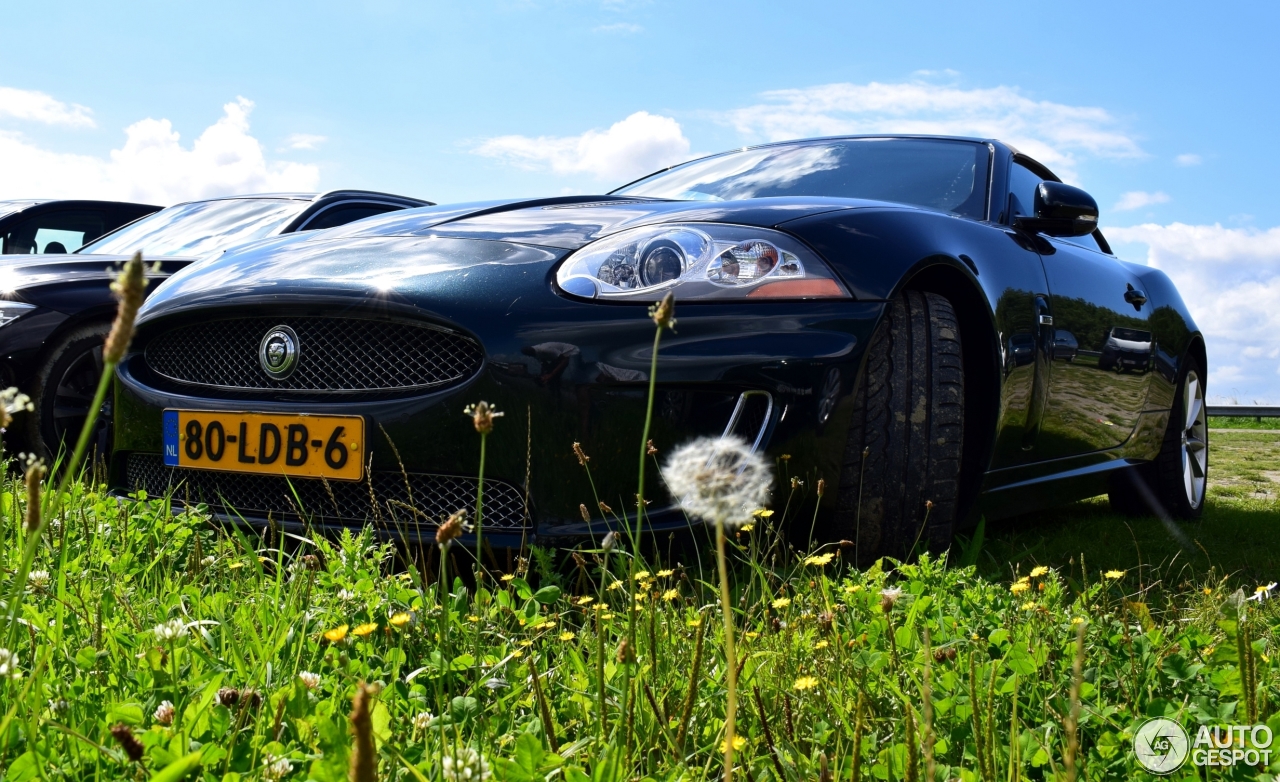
[1,0,1278,401]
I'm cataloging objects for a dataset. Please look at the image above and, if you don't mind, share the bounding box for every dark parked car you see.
[111,136,1208,558]
[0,198,159,257]
[0,190,431,457]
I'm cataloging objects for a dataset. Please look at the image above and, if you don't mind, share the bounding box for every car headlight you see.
[555,223,849,301]
[0,301,35,327]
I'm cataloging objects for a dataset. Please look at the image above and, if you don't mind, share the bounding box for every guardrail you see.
[1207,404,1280,420]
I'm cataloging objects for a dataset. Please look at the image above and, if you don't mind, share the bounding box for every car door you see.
[1008,159,1153,460]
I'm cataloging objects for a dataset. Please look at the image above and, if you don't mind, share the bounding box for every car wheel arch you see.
[890,257,1002,528]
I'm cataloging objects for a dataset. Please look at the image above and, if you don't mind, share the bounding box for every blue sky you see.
[2,0,1278,400]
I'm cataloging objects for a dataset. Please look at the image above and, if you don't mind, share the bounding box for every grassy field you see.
[0,425,1277,781]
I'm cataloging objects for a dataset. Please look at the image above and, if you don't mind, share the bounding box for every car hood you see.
[0,252,195,298]
[139,195,888,323]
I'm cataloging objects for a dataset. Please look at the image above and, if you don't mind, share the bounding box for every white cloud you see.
[593,22,642,33]
[1108,222,1280,402]
[283,133,327,150]
[0,86,95,127]
[1114,190,1170,211]
[474,110,690,182]
[0,96,319,204]
[1175,153,1202,167]
[723,81,1143,182]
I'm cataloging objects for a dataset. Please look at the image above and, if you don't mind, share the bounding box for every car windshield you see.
[615,138,990,219]
[79,198,306,256]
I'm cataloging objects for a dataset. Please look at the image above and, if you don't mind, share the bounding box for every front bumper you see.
[112,265,881,542]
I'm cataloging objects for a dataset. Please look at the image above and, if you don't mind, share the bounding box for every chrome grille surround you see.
[126,453,528,530]
[144,316,483,394]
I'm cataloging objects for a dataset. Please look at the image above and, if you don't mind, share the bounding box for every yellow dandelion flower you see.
[575,596,595,606]
[1105,570,1125,580]
[228,561,245,570]
[607,581,623,591]
[1071,617,1085,625]
[1020,601,1037,611]
[753,508,774,518]
[971,633,980,641]
[1010,582,1030,595]
[518,640,533,647]
[744,631,760,640]
[501,574,516,582]
[1203,587,1213,595]
[662,589,680,601]
[793,675,819,691]
[600,613,615,620]
[842,583,863,594]
[721,735,748,753]
[389,612,411,628]
[657,569,675,578]
[739,523,755,533]
[352,622,378,637]
[559,631,576,642]
[634,571,651,581]
[804,553,835,566]
[466,614,481,624]
[1030,566,1050,578]
[772,597,791,609]
[1017,575,1030,584]
[687,618,702,628]
[323,624,349,643]
[512,649,525,658]
[815,640,829,650]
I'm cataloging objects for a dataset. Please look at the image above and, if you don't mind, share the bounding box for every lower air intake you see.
[125,453,528,530]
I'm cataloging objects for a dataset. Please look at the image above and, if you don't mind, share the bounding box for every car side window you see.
[301,203,400,231]
[2,210,108,254]
[1008,162,1043,220]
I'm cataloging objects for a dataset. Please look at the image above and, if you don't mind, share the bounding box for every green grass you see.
[1209,416,1280,431]
[0,428,1278,780]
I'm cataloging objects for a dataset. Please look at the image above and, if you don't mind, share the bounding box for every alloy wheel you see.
[1181,369,1208,508]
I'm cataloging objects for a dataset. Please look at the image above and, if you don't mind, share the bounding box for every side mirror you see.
[1015,181,1099,238]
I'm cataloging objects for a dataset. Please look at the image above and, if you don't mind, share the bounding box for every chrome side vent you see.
[722,391,773,453]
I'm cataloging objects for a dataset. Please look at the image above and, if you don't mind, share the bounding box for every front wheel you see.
[833,290,964,561]
[26,322,113,462]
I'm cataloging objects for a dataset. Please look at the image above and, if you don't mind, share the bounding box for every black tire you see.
[26,322,112,462]
[1108,355,1208,519]
[833,290,964,561]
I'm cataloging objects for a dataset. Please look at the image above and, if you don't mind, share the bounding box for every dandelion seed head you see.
[661,436,772,528]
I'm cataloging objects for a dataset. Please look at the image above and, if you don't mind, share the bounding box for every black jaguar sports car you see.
[110,136,1207,557]
[0,190,430,457]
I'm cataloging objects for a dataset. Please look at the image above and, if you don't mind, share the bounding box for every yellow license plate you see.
[162,409,364,481]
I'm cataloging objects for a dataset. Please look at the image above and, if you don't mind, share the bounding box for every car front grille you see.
[144,316,483,394]
[125,453,528,530]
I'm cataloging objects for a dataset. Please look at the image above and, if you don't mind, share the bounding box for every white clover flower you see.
[442,747,491,782]
[0,388,33,418]
[413,711,435,732]
[0,648,19,679]
[337,588,356,601]
[27,570,50,590]
[152,618,188,642]
[262,754,293,780]
[153,700,174,725]
[200,556,216,567]
[661,436,772,528]
[48,698,68,714]
[298,671,321,689]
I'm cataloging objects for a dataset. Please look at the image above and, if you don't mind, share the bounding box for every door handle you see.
[1124,284,1147,308]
